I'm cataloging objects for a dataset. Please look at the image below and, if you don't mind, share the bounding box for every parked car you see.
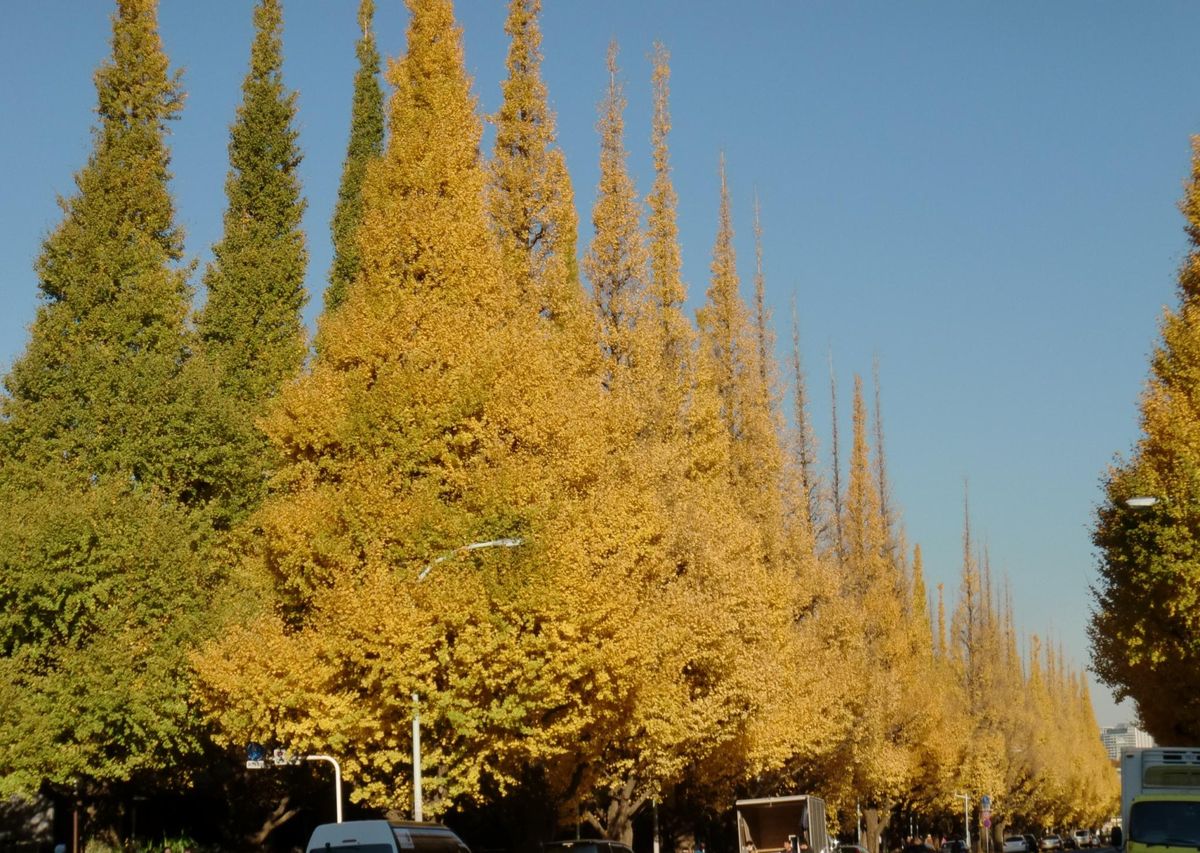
[942,841,969,853]
[1040,836,1063,851]
[1005,837,1029,853]
[1023,835,1039,853]
[838,845,869,853]
[1072,831,1092,849]
[307,820,470,853]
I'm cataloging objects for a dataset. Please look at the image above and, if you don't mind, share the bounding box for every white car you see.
[1040,837,1063,852]
[1004,838,1028,853]
[1072,831,1092,849]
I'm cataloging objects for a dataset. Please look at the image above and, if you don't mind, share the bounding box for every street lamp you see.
[1125,496,1159,508]
[412,536,525,821]
[955,793,971,852]
[306,754,343,823]
[416,537,524,580]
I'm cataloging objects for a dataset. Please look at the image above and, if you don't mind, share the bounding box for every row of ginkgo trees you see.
[0,0,1115,848]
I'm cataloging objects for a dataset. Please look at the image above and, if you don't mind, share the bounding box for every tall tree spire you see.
[584,41,647,382]
[753,195,774,394]
[829,350,844,558]
[489,0,584,333]
[646,40,691,407]
[698,154,743,429]
[697,158,783,557]
[199,0,308,410]
[787,297,819,545]
[872,355,895,551]
[324,0,385,313]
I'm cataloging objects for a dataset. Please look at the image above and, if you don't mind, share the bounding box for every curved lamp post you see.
[306,754,343,823]
[412,537,525,820]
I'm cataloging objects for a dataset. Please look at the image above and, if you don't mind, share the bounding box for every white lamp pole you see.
[306,754,343,823]
[412,693,423,822]
[955,793,971,852]
[411,537,524,821]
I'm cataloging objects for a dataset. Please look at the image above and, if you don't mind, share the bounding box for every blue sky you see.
[4,1,1200,728]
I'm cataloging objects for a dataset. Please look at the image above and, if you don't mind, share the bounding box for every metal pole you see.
[653,801,660,853]
[306,755,343,823]
[955,794,970,853]
[413,693,423,822]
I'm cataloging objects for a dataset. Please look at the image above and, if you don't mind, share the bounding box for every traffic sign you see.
[981,795,992,810]
[983,818,992,829]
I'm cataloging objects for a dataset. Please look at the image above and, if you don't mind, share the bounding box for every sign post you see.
[981,795,992,853]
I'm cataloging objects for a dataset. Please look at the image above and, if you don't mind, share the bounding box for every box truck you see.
[1121,747,1200,853]
[736,796,831,853]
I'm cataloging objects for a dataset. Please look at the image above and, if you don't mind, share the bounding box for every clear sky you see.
[3,1,1199,728]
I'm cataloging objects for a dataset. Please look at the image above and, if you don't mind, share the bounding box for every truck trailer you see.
[736,796,830,853]
[1120,747,1200,853]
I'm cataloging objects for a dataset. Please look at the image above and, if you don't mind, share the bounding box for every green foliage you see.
[325,0,385,314]
[0,460,220,794]
[199,0,308,410]
[1091,137,1200,744]
[0,0,246,796]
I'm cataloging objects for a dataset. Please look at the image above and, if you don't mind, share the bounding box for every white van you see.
[307,820,471,853]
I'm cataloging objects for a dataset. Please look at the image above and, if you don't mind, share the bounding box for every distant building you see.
[1102,723,1154,761]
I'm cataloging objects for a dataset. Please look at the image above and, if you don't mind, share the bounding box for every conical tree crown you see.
[9,0,185,398]
[199,0,307,408]
[697,159,784,556]
[697,156,745,430]
[325,0,385,314]
[647,43,690,386]
[1,0,244,513]
[265,0,508,617]
[488,0,587,341]
[584,41,648,380]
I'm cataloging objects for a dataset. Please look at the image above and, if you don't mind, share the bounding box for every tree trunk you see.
[249,796,301,846]
[865,809,883,853]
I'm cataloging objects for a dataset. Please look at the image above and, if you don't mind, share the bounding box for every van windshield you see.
[1130,801,1200,846]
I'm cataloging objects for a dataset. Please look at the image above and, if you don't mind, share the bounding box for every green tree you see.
[1091,136,1200,743]
[325,0,385,314]
[199,0,308,412]
[0,0,244,797]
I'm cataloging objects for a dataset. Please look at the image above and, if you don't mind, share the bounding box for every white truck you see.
[736,795,831,853]
[306,820,470,853]
[1120,747,1200,853]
